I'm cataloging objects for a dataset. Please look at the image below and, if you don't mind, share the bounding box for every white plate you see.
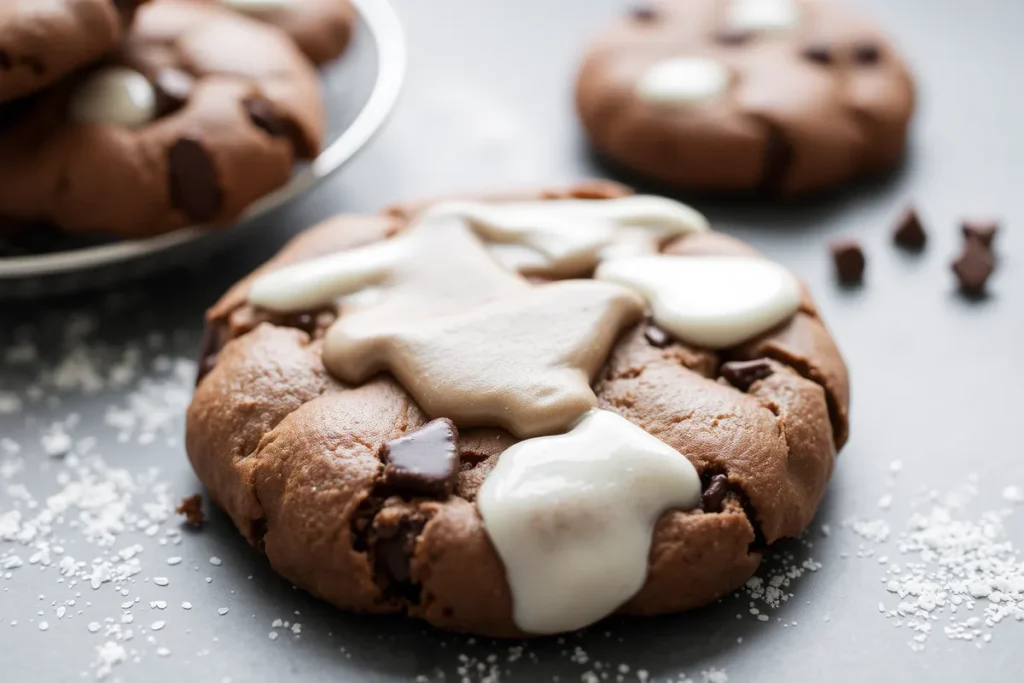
[0,0,406,300]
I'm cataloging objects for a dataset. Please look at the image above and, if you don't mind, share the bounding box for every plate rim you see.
[0,0,406,280]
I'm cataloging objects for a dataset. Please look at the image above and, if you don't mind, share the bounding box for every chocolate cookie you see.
[0,0,324,238]
[0,0,146,104]
[187,182,849,637]
[211,0,355,65]
[576,0,915,196]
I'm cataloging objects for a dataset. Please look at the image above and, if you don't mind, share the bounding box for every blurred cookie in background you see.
[0,0,148,103]
[0,0,325,239]
[576,0,916,198]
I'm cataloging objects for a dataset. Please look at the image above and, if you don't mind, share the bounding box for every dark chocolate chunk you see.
[0,51,11,71]
[759,124,794,194]
[195,322,223,385]
[153,68,194,116]
[702,474,729,513]
[853,42,881,64]
[952,238,995,297]
[716,28,753,46]
[373,517,426,601]
[644,324,671,348]
[380,419,460,498]
[175,494,205,527]
[19,55,45,75]
[720,359,774,391]
[893,207,927,250]
[629,3,659,21]
[168,137,222,223]
[961,219,999,249]
[802,44,833,65]
[244,96,310,158]
[830,238,866,285]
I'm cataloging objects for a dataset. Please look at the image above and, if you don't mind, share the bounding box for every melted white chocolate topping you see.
[250,212,645,439]
[635,57,731,106]
[425,195,708,278]
[726,0,800,33]
[477,409,702,634]
[596,254,802,348]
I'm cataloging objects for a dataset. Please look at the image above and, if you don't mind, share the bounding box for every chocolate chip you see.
[19,56,45,75]
[802,44,833,65]
[720,359,774,391]
[168,137,222,223]
[629,3,659,21]
[893,207,927,251]
[961,219,999,249]
[853,42,881,64]
[380,419,460,498]
[702,474,729,513]
[175,494,205,528]
[373,518,425,588]
[244,96,310,158]
[952,238,995,297]
[195,321,224,385]
[716,28,753,46]
[759,124,794,194]
[153,68,194,116]
[830,238,866,285]
[644,324,671,348]
[0,51,11,71]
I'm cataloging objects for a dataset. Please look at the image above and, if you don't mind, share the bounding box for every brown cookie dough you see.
[576,0,915,196]
[0,0,324,238]
[0,0,146,104]
[186,183,850,637]
[210,0,355,65]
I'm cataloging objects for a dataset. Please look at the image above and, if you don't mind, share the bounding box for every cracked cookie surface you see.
[575,0,915,196]
[0,0,324,238]
[186,182,849,637]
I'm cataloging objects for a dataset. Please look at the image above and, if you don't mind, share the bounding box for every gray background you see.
[2,0,1023,680]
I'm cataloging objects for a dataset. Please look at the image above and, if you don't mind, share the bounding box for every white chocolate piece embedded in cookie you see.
[635,57,731,106]
[596,255,801,349]
[219,0,295,16]
[478,409,702,634]
[426,195,709,278]
[68,67,157,128]
[726,0,800,32]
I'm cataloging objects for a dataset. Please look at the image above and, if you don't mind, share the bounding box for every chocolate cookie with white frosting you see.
[575,0,915,196]
[187,182,849,637]
[0,0,148,104]
[211,0,355,65]
[0,0,324,238]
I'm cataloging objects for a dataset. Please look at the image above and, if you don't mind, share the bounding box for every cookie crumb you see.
[176,494,204,527]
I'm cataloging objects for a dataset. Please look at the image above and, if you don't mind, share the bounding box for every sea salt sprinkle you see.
[843,473,1024,651]
[0,310,201,679]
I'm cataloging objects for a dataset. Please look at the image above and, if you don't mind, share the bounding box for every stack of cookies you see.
[0,0,353,246]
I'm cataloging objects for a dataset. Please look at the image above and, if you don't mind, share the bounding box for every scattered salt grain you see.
[218,607,229,616]
[153,577,169,587]
[209,556,222,566]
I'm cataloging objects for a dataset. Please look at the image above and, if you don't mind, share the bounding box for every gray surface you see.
[2,0,1023,681]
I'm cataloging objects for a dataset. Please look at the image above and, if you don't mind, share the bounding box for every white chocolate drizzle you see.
[477,409,702,634]
[596,254,802,349]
